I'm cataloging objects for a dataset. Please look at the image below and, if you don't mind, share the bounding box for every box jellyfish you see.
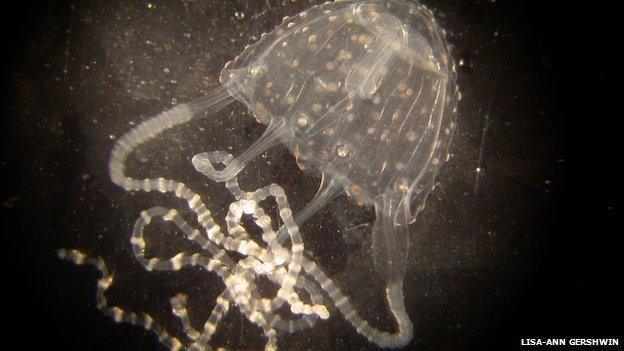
[60,1,459,350]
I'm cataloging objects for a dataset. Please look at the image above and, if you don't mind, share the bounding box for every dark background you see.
[1,1,621,350]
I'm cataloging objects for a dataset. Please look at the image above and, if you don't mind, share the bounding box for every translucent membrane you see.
[62,1,459,350]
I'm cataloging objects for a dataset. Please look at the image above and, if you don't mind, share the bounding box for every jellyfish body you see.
[106,0,458,349]
[194,0,458,283]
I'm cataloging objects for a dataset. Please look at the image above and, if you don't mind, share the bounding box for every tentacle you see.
[192,118,290,182]
[109,86,234,191]
[302,256,413,348]
[276,172,343,244]
[371,194,410,286]
[57,249,185,351]
[75,90,416,351]
[192,151,413,348]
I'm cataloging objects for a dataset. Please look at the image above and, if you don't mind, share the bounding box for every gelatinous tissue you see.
[59,1,459,349]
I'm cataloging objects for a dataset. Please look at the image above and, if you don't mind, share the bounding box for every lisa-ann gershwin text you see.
[521,338,620,347]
